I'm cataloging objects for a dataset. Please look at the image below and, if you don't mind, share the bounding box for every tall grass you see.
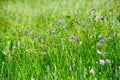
[0,0,120,80]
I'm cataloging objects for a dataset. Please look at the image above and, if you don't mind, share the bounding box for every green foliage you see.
[0,0,120,80]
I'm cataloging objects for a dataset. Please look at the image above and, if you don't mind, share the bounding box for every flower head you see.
[70,36,77,41]
[100,16,104,21]
[90,69,95,74]
[91,8,95,11]
[97,42,101,46]
[106,59,111,63]
[99,59,105,65]
[58,19,65,23]
[82,24,89,27]
[42,52,46,55]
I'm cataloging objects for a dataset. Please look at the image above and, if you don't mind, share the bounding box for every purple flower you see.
[101,39,105,44]
[94,15,96,19]
[99,59,105,65]
[100,16,104,21]
[42,52,46,55]
[75,20,79,24]
[58,19,65,23]
[58,19,61,23]
[106,59,111,63]
[91,8,95,11]
[61,19,65,23]
[51,29,55,34]
[82,24,89,27]
[70,36,77,41]
[97,42,101,46]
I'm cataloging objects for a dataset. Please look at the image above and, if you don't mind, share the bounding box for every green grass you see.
[0,0,120,80]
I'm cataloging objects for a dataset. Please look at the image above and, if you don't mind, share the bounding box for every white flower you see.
[2,51,7,55]
[90,69,95,74]
[79,42,82,45]
[31,78,35,80]
[97,50,102,54]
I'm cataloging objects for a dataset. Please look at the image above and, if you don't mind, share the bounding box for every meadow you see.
[0,0,120,80]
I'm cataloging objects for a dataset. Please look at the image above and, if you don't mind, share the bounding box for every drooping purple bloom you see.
[61,19,65,23]
[90,69,95,74]
[106,59,111,63]
[100,16,104,21]
[42,52,46,55]
[75,20,79,24]
[97,42,101,46]
[91,8,95,11]
[101,39,105,44]
[51,29,55,35]
[99,59,105,65]
[58,19,65,23]
[58,19,61,23]
[82,24,89,27]
[94,15,96,19]
[70,36,77,41]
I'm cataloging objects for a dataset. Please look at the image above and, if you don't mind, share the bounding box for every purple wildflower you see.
[100,16,104,21]
[99,59,105,65]
[42,52,46,55]
[75,20,79,24]
[106,59,111,63]
[58,19,65,23]
[51,29,55,34]
[82,24,89,27]
[101,39,105,44]
[94,15,96,19]
[91,8,95,11]
[61,19,65,23]
[70,36,77,41]
[97,42,101,46]
[58,19,61,23]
